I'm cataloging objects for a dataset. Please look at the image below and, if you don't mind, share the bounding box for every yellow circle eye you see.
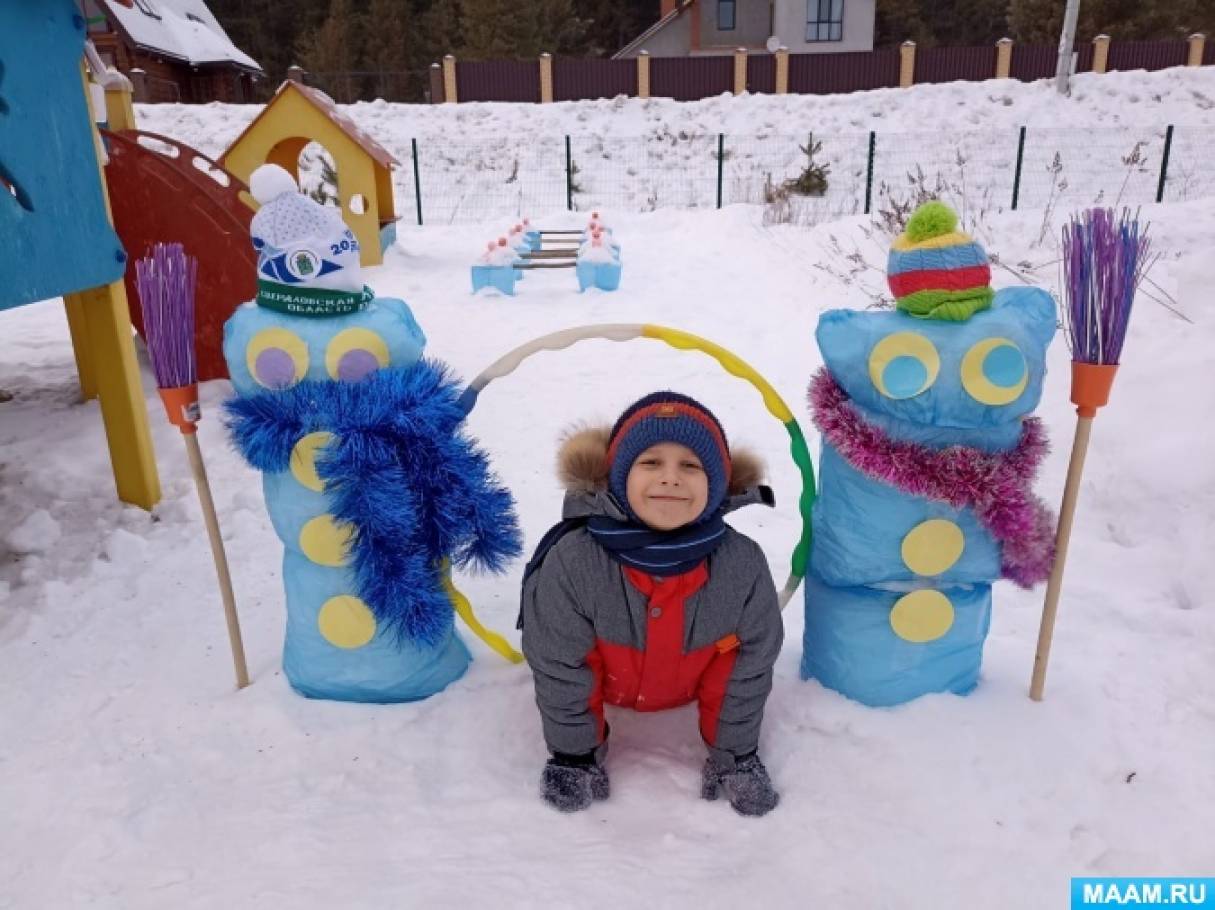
[961,337,1028,405]
[325,328,390,381]
[889,590,955,643]
[868,332,940,399]
[246,328,309,389]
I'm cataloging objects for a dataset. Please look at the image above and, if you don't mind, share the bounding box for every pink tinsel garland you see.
[808,369,1056,588]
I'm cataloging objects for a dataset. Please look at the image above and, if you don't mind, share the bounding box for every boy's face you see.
[625,442,709,531]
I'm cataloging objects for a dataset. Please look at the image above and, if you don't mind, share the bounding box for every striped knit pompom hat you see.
[887,201,993,321]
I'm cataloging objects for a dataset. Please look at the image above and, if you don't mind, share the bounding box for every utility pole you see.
[1054,0,1082,95]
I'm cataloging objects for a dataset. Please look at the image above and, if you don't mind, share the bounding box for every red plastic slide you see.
[102,129,256,381]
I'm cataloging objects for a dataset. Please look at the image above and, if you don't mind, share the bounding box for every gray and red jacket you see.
[521,486,783,764]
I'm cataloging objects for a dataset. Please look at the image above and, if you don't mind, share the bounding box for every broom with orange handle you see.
[1030,208,1151,700]
[137,243,250,690]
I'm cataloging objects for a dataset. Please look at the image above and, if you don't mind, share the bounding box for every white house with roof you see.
[84,0,261,102]
[615,0,875,58]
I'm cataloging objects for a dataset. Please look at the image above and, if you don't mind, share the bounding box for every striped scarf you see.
[586,513,727,577]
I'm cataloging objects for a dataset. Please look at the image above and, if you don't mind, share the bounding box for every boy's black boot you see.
[701,752,779,817]
[541,753,610,812]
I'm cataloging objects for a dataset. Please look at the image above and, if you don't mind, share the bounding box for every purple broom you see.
[1030,208,1150,700]
[137,243,250,690]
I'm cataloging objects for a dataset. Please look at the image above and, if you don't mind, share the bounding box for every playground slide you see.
[102,129,256,381]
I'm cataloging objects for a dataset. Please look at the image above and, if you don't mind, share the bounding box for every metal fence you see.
[378,124,1215,226]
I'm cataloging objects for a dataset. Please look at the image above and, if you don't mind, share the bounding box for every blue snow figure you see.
[223,166,521,703]
[802,202,1057,707]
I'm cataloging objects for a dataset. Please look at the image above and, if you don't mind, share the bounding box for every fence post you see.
[1011,126,1026,210]
[996,38,1013,79]
[411,138,423,226]
[129,67,147,102]
[287,65,305,84]
[899,41,916,88]
[638,50,651,99]
[716,134,725,209]
[540,52,553,103]
[775,46,789,94]
[1156,124,1174,204]
[864,131,876,215]
[428,62,444,103]
[733,47,747,95]
[442,54,458,103]
[1188,33,1206,67]
[1092,35,1110,74]
[565,135,573,211]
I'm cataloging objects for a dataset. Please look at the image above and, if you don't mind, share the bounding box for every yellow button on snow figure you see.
[317,595,378,649]
[290,432,336,492]
[299,514,354,567]
[890,590,955,643]
[901,519,965,576]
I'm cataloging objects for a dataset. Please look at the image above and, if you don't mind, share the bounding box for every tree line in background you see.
[209,0,1215,103]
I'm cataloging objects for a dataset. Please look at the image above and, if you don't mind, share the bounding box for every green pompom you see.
[905,201,958,243]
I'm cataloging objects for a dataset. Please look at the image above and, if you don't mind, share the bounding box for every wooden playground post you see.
[70,63,161,509]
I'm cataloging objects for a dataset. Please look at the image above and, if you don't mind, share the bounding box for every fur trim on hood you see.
[557,424,765,496]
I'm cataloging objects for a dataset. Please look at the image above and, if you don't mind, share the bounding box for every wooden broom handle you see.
[1030,415,1094,701]
[184,433,251,690]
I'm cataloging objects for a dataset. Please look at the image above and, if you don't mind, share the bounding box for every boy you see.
[521,391,784,816]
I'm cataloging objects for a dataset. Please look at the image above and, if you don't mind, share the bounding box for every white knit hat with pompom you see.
[248,164,363,294]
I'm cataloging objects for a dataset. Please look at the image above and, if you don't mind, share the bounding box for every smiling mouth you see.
[648,495,689,502]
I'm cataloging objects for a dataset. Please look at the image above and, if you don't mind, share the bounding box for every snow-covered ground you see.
[2,69,1214,908]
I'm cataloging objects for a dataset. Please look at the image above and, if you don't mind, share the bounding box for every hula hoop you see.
[449,325,814,664]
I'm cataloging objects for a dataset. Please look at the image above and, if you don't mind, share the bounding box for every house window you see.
[806,0,843,41]
[718,0,736,30]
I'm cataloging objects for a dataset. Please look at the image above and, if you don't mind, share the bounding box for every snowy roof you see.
[226,81,401,170]
[103,0,262,72]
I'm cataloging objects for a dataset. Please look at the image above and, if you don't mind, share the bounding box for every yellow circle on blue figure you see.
[890,589,955,643]
[317,594,377,648]
[901,519,965,576]
[325,328,390,382]
[290,431,336,492]
[299,514,354,566]
[961,337,1028,405]
[247,328,310,389]
[868,332,940,399]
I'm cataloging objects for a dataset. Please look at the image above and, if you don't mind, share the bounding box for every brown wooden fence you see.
[428,36,1208,104]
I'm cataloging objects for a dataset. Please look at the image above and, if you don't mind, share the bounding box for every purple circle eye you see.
[337,348,380,382]
[255,347,297,387]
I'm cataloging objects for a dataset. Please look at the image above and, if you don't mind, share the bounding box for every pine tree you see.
[364,0,411,100]
[295,0,365,102]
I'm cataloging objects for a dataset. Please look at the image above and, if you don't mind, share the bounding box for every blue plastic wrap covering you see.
[801,573,992,707]
[810,443,1000,587]
[281,552,470,702]
[816,286,1056,433]
[225,295,473,703]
